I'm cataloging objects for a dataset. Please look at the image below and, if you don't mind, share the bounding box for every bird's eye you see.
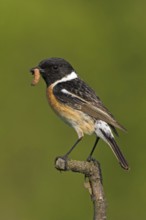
[52,65,58,70]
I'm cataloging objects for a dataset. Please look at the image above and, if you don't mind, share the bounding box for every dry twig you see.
[55,157,106,220]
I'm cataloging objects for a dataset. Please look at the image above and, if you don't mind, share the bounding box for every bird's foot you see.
[86,155,96,162]
[86,157,103,183]
[87,156,100,166]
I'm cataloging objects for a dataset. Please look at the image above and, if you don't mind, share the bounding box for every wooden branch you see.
[55,157,106,220]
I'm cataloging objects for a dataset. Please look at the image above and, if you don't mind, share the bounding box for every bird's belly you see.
[46,86,95,135]
[62,110,95,135]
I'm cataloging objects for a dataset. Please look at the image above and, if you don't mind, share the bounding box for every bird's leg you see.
[55,137,83,171]
[87,137,100,161]
[63,137,83,158]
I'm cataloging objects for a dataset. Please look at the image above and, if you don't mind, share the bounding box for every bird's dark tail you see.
[94,120,129,170]
[107,136,129,170]
[101,129,129,170]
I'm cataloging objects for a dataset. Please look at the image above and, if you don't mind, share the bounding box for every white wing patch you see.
[61,88,71,95]
[61,88,85,101]
[52,71,78,87]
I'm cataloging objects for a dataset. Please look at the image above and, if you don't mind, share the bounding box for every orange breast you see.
[46,86,95,136]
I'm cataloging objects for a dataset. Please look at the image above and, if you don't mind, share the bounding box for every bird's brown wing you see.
[53,78,126,132]
[80,102,126,131]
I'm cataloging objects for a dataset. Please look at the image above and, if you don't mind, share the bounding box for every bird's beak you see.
[30,67,39,75]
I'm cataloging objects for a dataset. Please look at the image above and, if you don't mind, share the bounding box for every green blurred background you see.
[0,0,146,219]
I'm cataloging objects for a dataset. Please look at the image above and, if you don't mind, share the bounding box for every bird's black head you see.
[31,58,75,87]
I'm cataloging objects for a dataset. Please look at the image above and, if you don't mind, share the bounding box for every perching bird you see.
[30,57,129,170]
